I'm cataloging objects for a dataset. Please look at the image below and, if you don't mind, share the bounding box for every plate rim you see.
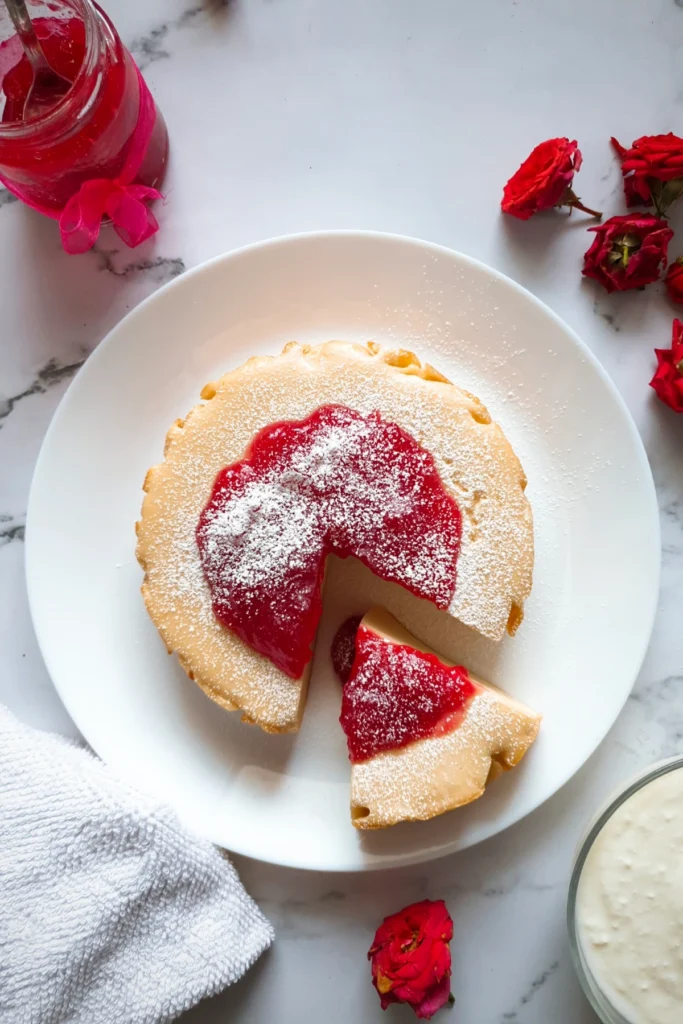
[25,229,662,871]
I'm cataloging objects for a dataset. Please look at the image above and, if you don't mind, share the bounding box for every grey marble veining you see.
[1,0,683,1021]
[92,246,186,281]
[0,357,85,428]
[0,514,24,546]
[129,1,233,72]
[499,961,561,1022]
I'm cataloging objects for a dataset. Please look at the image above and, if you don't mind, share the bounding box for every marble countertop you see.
[2,0,682,1020]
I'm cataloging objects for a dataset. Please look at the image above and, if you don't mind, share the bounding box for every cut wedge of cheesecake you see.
[339,608,541,829]
[136,341,533,733]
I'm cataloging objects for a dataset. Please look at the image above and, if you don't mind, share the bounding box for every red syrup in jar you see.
[0,19,83,125]
[0,6,167,214]
[339,624,477,763]
[196,405,462,679]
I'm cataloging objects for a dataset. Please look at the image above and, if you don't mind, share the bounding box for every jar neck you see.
[0,0,120,143]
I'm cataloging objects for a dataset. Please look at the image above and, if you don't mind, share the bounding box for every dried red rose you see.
[665,257,683,304]
[582,214,673,293]
[369,899,454,1020]
[501,138,601,221]
[611,134,683,215]
[650,319,683,413]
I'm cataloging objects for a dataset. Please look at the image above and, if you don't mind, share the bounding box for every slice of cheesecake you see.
[336,607,541,829]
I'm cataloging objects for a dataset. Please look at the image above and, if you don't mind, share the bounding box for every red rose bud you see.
[611,134,683,215]
[368,899,454,1020]
[650,318,683,413]
[665,257,683,304]
[582,213,673,293]
[501,138,601,221]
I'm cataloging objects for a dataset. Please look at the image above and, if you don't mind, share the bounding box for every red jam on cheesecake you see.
[196,404,461,679]
[334,616,478,762]
[333,608,541,829]
[138,340,534,736]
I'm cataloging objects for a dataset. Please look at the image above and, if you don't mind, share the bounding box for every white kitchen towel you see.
[0,705,273,1024]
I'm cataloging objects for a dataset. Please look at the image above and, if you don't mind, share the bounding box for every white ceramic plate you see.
[26,231,660,871]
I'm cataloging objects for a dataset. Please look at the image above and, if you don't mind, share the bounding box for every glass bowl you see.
[567,756,683,1024]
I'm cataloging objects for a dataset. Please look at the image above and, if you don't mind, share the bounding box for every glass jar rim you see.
[0,0,104,140]
[566,756,683,1024]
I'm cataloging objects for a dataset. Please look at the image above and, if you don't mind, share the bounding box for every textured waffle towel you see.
[0,706,273,1024]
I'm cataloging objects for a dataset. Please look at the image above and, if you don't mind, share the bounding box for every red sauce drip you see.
[331,615,363,684]
[340,626,477,762]
[196,405,461,679]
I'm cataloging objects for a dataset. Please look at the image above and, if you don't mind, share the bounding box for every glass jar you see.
[0,0,168,217]
[567,757,683,1024]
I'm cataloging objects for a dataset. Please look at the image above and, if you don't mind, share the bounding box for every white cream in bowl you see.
[576,765,683,1024]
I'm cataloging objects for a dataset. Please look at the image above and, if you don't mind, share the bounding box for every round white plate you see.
[26,231,660,872]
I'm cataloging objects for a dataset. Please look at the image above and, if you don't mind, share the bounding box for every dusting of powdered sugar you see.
[351,688,540,825]
[140,341,534,723]
[200,477,321,592]
[196,404,461,676]
[340,626,475,762]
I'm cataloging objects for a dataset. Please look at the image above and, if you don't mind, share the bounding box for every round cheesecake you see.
[136,341,534,733]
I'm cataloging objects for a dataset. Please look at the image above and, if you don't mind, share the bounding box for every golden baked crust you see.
[136,341,534,733]
[349,608,541,829]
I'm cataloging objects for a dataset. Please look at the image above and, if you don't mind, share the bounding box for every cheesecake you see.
[136,341,533,733]
[335,607,541,829]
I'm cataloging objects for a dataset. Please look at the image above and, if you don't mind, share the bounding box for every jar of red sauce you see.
[0,0,168,252]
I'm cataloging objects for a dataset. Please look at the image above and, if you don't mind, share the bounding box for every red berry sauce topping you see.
[196,405,461,679]
[339,625,477,763]
[331,615,363,684]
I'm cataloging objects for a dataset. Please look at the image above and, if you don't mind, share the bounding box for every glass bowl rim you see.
[567,755,683,1024]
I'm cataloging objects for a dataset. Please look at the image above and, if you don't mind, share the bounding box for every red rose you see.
[611,134,683,214]
[582,213,673,293]
[665,257,683,304]
[650,318,683,413]
[501,138,601,221]
[368,899,453,1020]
